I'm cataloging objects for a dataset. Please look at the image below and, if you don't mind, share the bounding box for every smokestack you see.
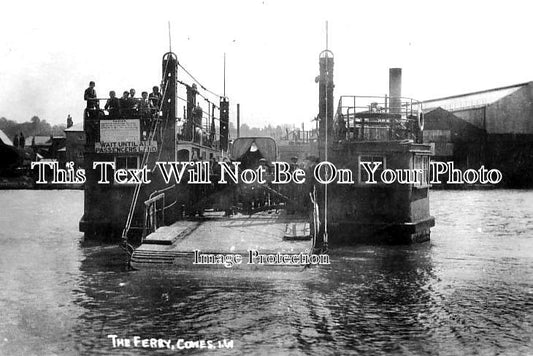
[389,68,402,114]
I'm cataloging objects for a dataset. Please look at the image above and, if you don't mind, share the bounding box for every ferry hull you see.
[327,216,435,244]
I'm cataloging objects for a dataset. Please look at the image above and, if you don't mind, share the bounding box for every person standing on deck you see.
[257,158,272,208]
[186,155,206,218]
[287,156,300,214]
[84,81,98,109]
[139,91,154,139]
[104,91,121,118]
[139,91,153,114]
[119,91,130,112]
[128,88,138,111]
[149,86,162,110]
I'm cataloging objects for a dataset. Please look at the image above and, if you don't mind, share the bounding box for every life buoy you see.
[417,112,424,131]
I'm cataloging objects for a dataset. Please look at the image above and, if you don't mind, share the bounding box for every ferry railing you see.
[141,186,179,241]
[142,193,165,240]
[176,119,219,149]
[150,185,178,217]
[84,98,160,144]
[282,129,318,144]
[86,97,160,115]
[335,95,422,142]
[336,95,422,117]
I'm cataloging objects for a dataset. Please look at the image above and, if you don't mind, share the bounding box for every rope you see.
[121,58,173,251]
[176,95,219,119]
[176,79,220,109]
[178,62,225,100]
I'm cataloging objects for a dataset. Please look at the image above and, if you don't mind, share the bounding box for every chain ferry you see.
[79,41,434,270]
[79,52,319,269]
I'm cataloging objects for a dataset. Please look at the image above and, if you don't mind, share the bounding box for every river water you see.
[0,190,531,355]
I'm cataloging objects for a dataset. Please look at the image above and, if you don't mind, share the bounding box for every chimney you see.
[389,68,402,114]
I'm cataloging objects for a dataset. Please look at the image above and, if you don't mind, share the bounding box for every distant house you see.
[424,82,533,187]
[64,122,85,168]
[26,135,66,162]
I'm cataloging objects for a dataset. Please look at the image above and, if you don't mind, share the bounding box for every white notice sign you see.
[94,141,158,154]
[100,120,140,143]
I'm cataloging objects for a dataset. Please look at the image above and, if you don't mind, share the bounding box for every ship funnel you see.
[389,68,402,114]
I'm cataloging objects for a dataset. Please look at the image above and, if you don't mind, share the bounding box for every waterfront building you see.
[424,82,533,187]
[64,122,85,169]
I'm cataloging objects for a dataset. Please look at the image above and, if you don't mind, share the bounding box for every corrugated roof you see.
[0,129,13,146]
[423,82,529,112]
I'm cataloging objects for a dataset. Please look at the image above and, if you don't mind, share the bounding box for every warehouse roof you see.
[423,82,530,112]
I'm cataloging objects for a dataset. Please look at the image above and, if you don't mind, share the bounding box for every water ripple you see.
[0,190,532,354]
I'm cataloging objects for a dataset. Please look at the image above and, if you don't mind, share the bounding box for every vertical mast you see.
[161,52,178,161]
[318,23,334,159]
[168,21,172,53]
[316,22,333,250]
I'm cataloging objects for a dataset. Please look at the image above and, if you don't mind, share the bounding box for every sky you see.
[1,0,532,130]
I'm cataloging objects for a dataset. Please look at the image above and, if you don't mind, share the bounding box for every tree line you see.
[0,116,66,142]
[0,115,313,143]
[228,122,315,141]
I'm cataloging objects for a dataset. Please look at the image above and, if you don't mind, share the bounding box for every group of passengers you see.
[84,81,163,118]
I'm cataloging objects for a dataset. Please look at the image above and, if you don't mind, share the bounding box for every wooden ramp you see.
[143,221,200,245]
[130,210,314,270]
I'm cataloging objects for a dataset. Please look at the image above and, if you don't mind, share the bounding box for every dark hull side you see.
[317,141,435,245]
[326,216,434,244]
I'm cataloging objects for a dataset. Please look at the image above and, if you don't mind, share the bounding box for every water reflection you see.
[0,190,532,355]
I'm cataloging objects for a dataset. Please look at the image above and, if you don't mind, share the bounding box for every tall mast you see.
[168,21,172,53]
